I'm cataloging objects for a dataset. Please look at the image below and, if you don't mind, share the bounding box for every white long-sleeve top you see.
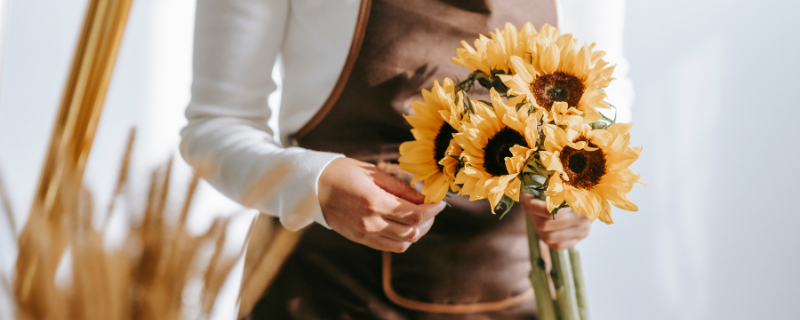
[181,0,634,231]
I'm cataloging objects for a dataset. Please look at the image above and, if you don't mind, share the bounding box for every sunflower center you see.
[483,127,527,176]
[433,122,458,171]
[531,72,585,111]
[559,146,606,190]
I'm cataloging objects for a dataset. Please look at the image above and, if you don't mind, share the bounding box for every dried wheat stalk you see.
[3,130,298,320]
[0,126,313,320]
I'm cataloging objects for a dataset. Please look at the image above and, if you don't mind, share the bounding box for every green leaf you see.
[589,119,610,130]
[527,98,539,114]
[522,187,547,201]
[522,155,554,178]
[495,195,516,220]
[550,202,570,220]
[455,71,481,92]
[463,92,477,114]
[608,103,618,124]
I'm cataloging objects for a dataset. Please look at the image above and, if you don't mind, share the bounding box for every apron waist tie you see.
[381,251,534,314]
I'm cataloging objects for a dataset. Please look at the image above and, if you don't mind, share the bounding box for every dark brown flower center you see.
[559,146,606,190]
[531,72,585,111]
[483,127,527,176]
[433,122,458,171]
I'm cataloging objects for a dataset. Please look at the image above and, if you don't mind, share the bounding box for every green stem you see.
[570,248,590,320]
[526,220,557,320]
[549,247,580,320]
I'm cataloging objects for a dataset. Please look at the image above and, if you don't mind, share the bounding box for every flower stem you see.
[549,247,581,320]
[570,248,590,320]
[526,220,557,320]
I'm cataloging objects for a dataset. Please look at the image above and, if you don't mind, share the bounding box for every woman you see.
[181,0,632,318]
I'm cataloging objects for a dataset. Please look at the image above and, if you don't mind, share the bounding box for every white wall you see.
[1,0,799,319]
[580,1,800,319]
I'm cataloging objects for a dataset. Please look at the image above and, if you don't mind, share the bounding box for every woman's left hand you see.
[520,193,591,250]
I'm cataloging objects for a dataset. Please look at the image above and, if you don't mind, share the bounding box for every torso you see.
[253,1,557,318]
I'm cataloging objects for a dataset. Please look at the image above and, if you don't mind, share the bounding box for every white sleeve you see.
[559,0,635,123]
[181,0,343,231]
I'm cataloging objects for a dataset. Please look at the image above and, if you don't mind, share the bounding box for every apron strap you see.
[382,251,534,314]
[292,0,373,141]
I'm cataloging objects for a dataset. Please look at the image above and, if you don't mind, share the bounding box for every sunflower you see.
[539,123,645,224]
[499,24,615,124]
[399,78,468,203]
[453,88,538,211]
[450,22,552,76]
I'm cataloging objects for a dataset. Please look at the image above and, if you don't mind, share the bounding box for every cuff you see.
[309,153,343,229]
[276,148,343,231]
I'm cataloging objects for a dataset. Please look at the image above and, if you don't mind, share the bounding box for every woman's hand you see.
[318,158,446,253]
[521,193,591,250]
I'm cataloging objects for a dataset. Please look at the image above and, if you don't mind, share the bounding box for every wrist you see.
[311,154,346,229]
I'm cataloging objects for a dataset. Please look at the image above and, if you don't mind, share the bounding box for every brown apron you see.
[251,0,557,318]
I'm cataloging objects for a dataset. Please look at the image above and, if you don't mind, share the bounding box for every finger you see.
[538,225,589,246]
[362,234,412,253]
[381,197,445,226]
[530,210,588,232]
[417,216,435,236]
[371,169,425,204]
[521,196,551,219]
[379,220,420,243]
[550,239,580,250]
[553,207,583,220]
[519,193,537,203]
[379,216,435,243]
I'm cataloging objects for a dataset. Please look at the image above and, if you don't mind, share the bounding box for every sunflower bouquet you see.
[399,23,645,320]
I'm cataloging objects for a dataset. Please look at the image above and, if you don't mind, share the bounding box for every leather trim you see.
[382,251,534,314]
[292,0,373,140]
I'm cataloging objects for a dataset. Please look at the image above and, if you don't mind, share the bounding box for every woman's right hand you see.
[317,158,446,253]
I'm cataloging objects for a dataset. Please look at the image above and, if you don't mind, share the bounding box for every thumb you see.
[414,201,447,222]
[372,170,425,205]
[520,193,536,203]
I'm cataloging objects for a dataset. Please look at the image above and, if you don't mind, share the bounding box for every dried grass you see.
[2,130,302,320]
[0,169,16,237]
[2,0,312,316]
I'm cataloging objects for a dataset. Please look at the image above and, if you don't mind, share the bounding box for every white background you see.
[1,0,799,319]
[0,0,253,319]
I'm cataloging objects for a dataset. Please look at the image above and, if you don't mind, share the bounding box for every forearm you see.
[180,116,342,230]
[183,0,343,231]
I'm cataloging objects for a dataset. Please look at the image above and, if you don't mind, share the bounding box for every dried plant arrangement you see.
[0,0,311,317]
[1,129,315,320]
[2,130,248,320]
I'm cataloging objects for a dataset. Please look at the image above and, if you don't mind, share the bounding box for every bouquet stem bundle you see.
[571,247,590,320]
[548,241,580,319]
[525,220,557,319]
[526,219,589,320]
